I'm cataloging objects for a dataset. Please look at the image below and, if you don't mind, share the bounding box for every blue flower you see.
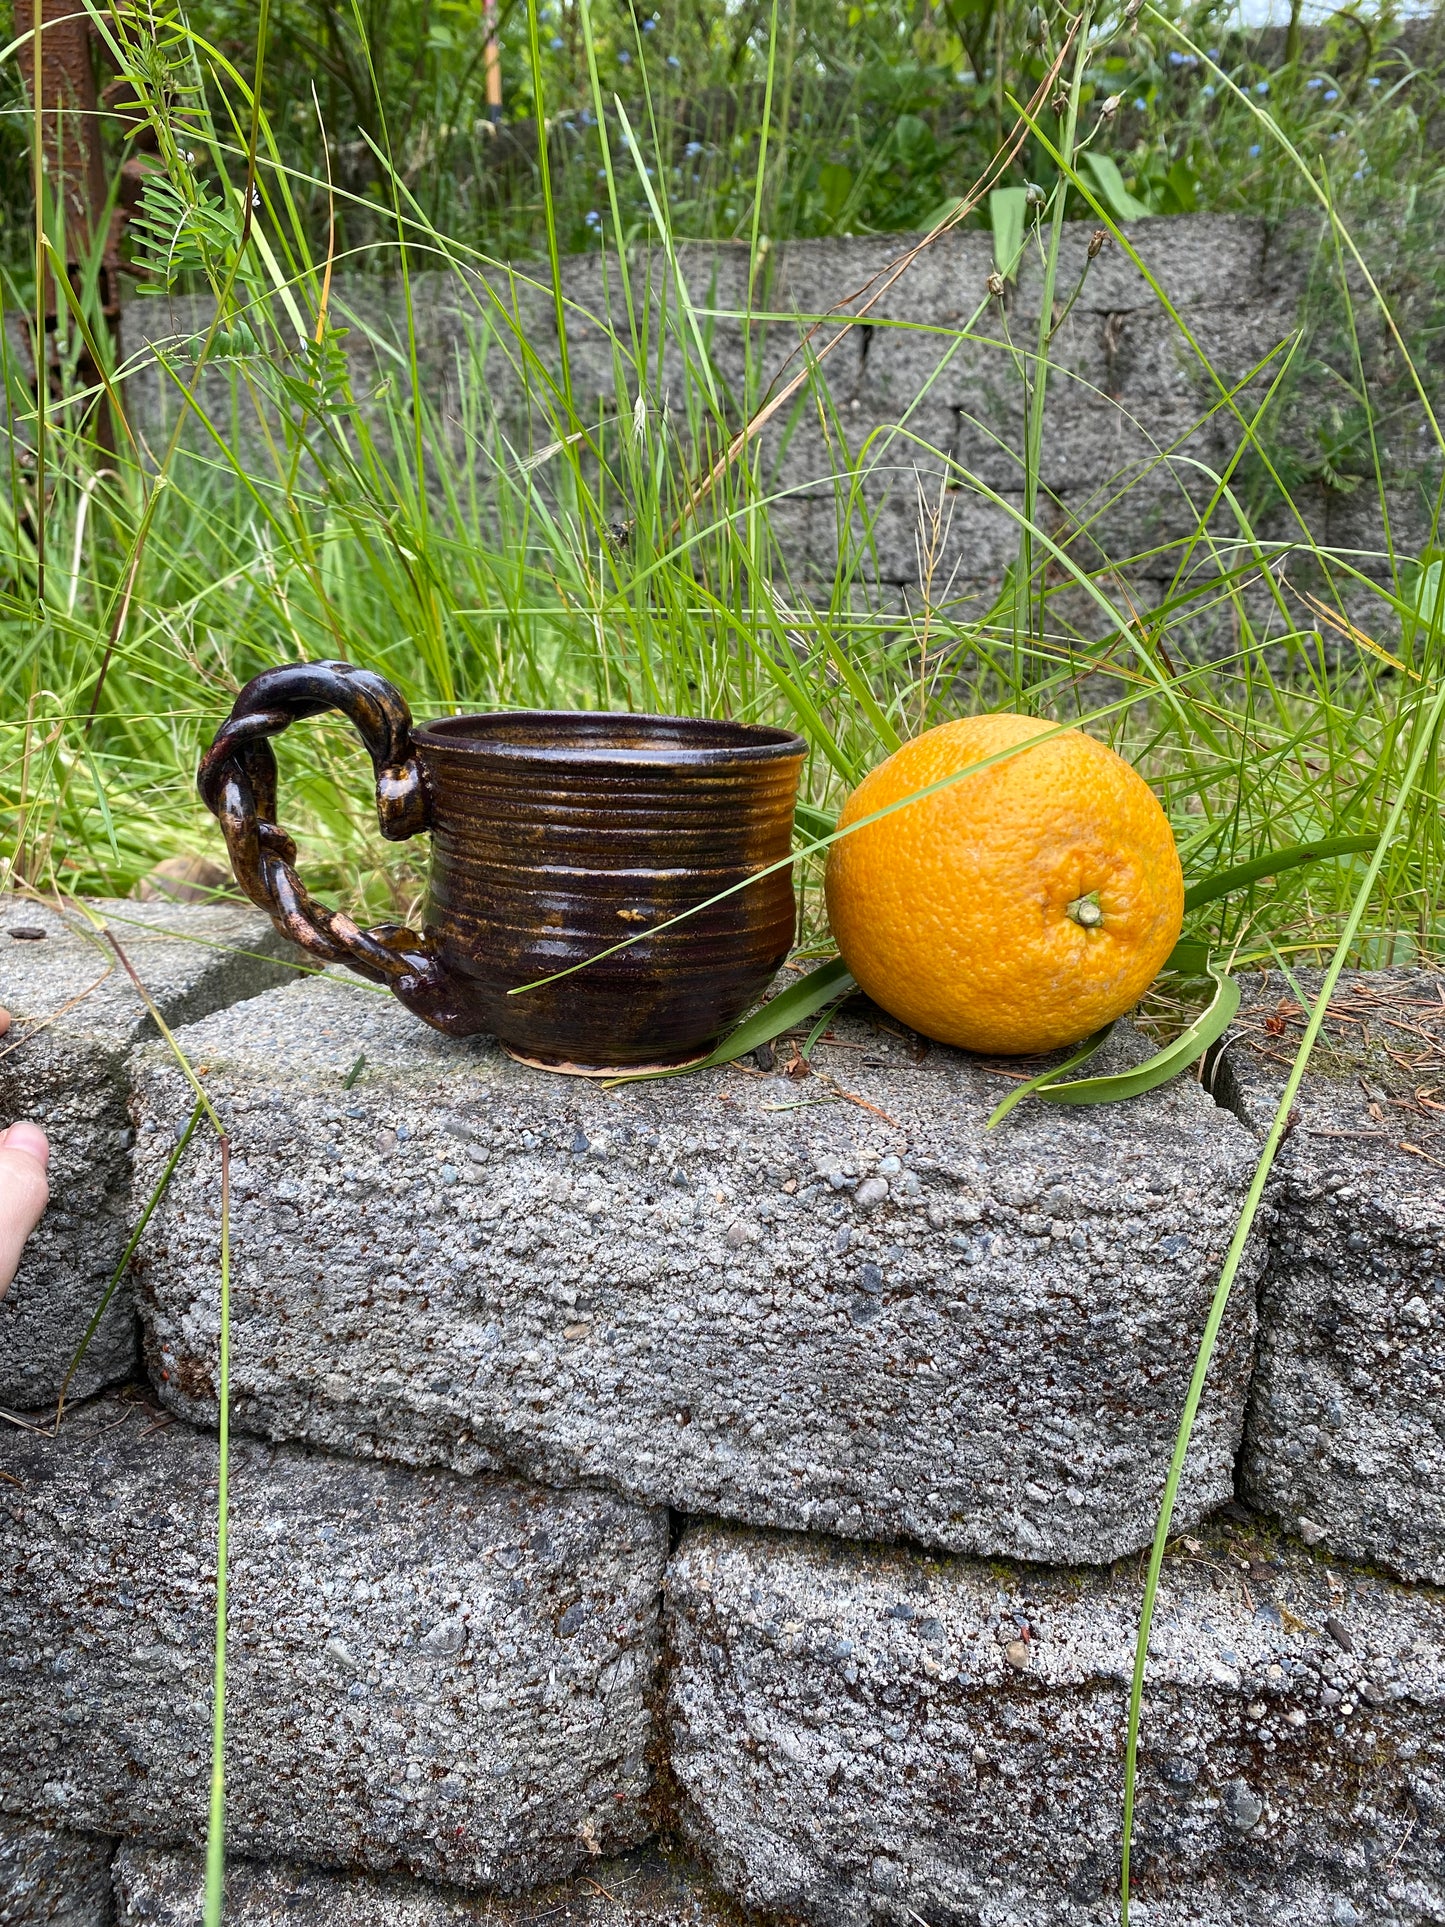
[642,15,656,28]
[1368,75,1381,86]
[585,210,601,227]
[550,34,563,49]
[1307,76,1323,88]
[1249,143,1261,156]
[1255,79,1269,94]
[1202,84,1215,97]
[684,140,703,156]
[618,48,631,63]
[667,55,681,69]
[580,108,595,125]
[1134,96,1146,109]
[1324,88,1338,101]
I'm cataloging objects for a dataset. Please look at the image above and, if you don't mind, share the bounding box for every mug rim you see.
[411,708,808,766]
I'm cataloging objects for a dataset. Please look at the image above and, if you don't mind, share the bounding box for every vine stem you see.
[1118,668,1445,1924]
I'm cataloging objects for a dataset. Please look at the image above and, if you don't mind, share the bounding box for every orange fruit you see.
[823,713,1183,1055]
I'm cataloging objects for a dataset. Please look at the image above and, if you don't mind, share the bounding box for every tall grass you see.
[4,1,1445,1921]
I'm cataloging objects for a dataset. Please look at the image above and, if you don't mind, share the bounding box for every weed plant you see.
[1,1,1444,1922]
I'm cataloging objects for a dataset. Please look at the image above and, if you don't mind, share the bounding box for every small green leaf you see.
[986,1025,1115,1129]
[1033,962,1240,1109]
[605,956,856,1087]
[1163,158,1199,213]
[989,186,1029,281]
[1081,152,1152,222]
[1163,937,1212,975]
[988,961,1239,1124]
[1182,834,1377,912]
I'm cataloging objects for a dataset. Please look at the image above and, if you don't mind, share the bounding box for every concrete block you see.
[0,900,298,1410]
[666,1517,1445,1925]
[131,974,1263,1566]
[0,1396,664,1890]
[0,1819,112,1926]
[112,1844,740,1925]
[1216,970,1445,1584]
[1016,215,1272,318]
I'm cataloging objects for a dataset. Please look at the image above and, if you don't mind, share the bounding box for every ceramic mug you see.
[198,660,807,1068]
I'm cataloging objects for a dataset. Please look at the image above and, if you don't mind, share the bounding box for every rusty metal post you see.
[16,0,122,446]
[484,0,502,126]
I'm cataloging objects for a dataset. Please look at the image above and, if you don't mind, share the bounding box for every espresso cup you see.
[198,661,806,1068]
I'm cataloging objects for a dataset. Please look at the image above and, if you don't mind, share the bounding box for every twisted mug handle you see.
[198,660,463,1031]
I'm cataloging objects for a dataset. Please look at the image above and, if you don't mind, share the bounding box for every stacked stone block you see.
[0,898,297,1410]
[1217,969,1445,1585]
[2,912,1443,1923]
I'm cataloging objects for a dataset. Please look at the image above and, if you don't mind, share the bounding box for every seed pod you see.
[986,270,1006,298]
[1025,181,1047,208]
[1088,227,1109,258]
[1101,93,1123,120]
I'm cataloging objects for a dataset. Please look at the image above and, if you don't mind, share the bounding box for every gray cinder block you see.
[0,1397,664,1890]
[111,1844,740,1925]
[0,1818,113,1926]
[666,1519,1445,1925]
[1218,969,1445,1583]
[0,899,299,1409]
[131,974,1263,1566]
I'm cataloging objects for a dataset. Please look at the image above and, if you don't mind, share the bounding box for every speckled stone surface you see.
[1215,970,1445,1584]
[0,898,298,1408]
[129,974,1265,1565]
[665,1515,1445,1926]
[0,1396,664,1891]
[113,1842,747,1919]
[0,1818,112,1925]
[112,1844,745,1925]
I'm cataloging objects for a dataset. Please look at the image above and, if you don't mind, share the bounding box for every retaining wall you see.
[110,213,1423,621]
[1,900,1442,1923]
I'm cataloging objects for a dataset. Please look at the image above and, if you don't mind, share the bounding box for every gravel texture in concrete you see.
[666,1515,1445,1926]
[1215,969,1445,1584]
[0,1819,113,1925]
[112,1844,743,1925]
[0,1396,664,1890]
[130,975,1264,1565]
[0,899,298,1408]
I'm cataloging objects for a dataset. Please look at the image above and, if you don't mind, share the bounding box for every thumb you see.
[0,1122,50,1300]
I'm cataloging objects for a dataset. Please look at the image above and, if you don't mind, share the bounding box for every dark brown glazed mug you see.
[198,661,806,1068]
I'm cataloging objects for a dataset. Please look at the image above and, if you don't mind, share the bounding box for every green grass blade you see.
[1118,671,1445,1927]
[1182,836,1378,912]
[986,1025,1115,1129]
[606,956,855,1087]
[1037,964,1239,1108]
[53,1099,205,1423]
[203,1133,232,1927]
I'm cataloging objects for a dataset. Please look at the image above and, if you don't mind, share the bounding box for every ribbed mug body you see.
[413,711,806,1066]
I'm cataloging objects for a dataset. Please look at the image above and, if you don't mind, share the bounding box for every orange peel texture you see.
[824,714,1184,1055]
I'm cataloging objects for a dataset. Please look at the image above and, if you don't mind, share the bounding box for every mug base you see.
[500,1042,712,1079]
